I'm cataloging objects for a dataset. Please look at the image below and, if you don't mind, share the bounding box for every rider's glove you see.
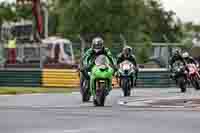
[110,64,117,72]
[135,67,139,72]
[169,65,173,72]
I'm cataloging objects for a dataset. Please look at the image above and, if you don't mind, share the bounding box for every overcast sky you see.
[161,0,200,23]
[1,0,200,23]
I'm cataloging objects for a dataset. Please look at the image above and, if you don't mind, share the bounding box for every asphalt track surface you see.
[0,88,200,133]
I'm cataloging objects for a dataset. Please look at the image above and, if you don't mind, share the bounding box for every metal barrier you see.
[41,69,174,88]
[0,69,41,87]
[0,69,175,88]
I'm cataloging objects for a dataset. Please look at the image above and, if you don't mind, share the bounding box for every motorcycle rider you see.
[169,49,185,70]
[117,46,138,87]
[169,50,198,78]
[182,52,199,66]
[80,37,116,95]
[169,49,187,81]
[182,52,199,74]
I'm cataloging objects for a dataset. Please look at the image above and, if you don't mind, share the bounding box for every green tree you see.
[16,5,33,20]
[50,0,183,44]
[0,2,16,24]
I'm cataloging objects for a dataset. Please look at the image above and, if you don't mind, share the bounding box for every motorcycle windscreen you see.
[95,55,109,66]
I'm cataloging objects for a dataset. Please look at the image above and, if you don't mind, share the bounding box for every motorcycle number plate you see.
[123,64,130,70]
[99,80,105,83]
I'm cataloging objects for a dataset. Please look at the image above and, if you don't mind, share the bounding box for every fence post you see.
[0,43,5,69]
[42,5,48,38]
[39,42,43,69]
[79,35,86,57]
[120,34,127,47]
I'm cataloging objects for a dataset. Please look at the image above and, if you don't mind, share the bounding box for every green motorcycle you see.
[89,55,114,106]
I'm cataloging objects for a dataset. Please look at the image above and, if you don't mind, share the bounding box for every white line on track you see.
[64,128,97,133]
[64,129,81,133]
[0,94,46,97]
[71,92,81,95]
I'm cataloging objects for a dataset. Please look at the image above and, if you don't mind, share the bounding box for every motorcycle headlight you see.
[88,72,91,76]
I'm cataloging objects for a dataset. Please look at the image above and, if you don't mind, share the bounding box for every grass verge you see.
[0,87,72,95]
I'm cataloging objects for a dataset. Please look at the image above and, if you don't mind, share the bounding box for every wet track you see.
[0,88,200,133]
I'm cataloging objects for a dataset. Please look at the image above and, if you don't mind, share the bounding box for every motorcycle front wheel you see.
[122,78,131,97]
[80,76,91,102]
[191,76,200,90]
[177,77,187,93]
[93,82,107,106]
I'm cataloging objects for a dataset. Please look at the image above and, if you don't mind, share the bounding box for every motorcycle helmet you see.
[123,46,132,57]
[92,37,104,53]
[182,52,189,58]
[173,48,181,56]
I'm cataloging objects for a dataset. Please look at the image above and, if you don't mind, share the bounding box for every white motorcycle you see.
[118,60,136,96]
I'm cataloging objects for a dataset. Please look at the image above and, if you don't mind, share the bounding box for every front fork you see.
[90,77,112,98]
[118,75,134,87]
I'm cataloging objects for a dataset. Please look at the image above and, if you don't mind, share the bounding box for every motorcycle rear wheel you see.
[191,76,200,90]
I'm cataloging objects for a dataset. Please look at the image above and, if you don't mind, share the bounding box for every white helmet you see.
[182,52,189,58]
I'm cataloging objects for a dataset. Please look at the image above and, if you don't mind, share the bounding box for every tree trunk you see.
[105,32,113,48]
